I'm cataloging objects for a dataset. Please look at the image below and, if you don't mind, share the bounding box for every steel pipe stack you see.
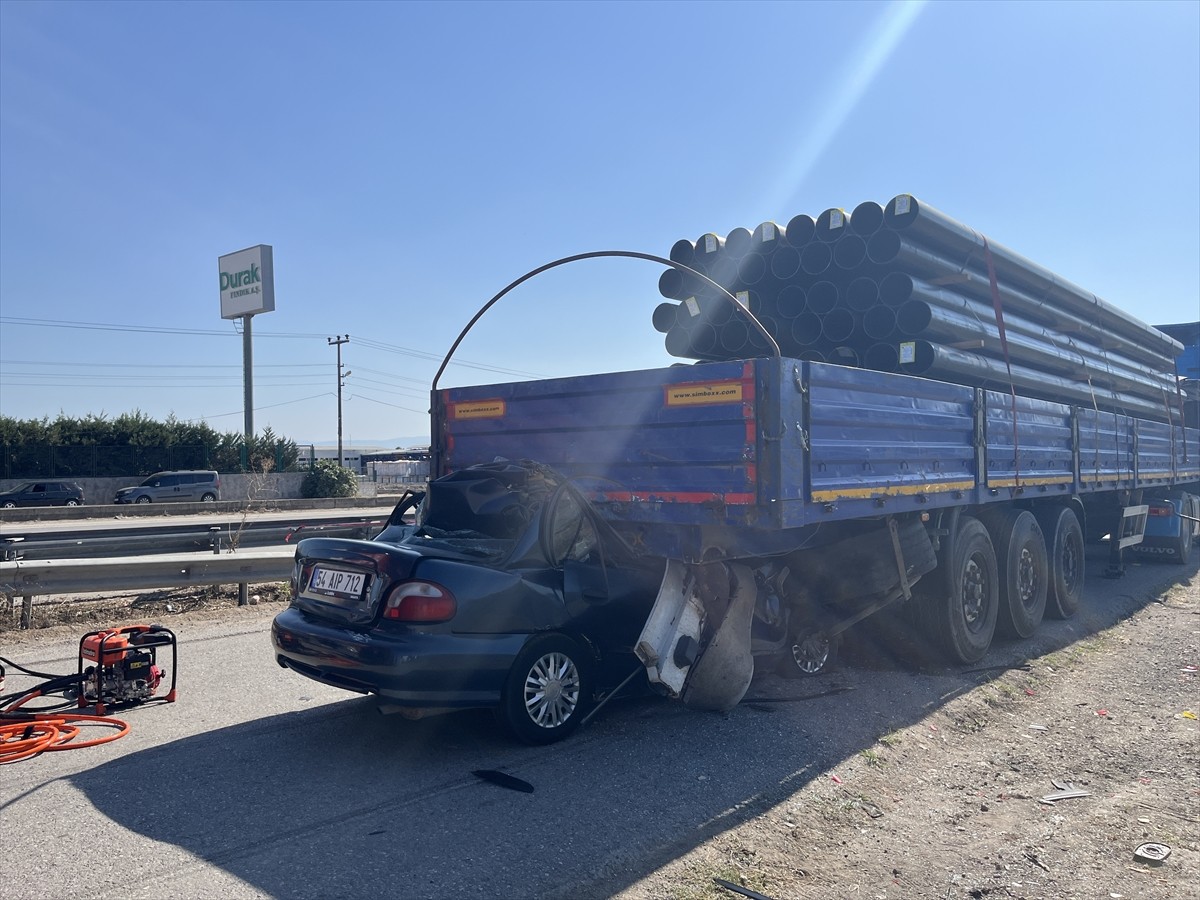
[657,195,1187,422]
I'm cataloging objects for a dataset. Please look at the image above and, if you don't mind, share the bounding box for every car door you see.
[176,474,198,502]
[26,483,49,506]
[153,474,181,501]
[549,489,658,655]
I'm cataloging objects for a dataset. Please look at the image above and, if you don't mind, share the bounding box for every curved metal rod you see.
[431,250,781,391]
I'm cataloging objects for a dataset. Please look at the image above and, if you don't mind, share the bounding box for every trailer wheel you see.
[913,515,998,664]
[980,508,1048,639]
[1035,506,1085,618]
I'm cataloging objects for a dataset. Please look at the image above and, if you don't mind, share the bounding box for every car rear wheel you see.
[500,633,593,745]
[201,493,217,502]
[135,496,151,504]
[66,499,80,507]
[779,629,840,677]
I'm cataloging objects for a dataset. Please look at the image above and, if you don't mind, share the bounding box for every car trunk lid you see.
[292,537,424,627]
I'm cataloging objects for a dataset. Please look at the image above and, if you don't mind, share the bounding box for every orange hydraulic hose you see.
[1,690,132,763]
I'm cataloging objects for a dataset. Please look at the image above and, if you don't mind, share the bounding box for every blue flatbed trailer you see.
[434,357,1198,549]
[431,356,1198,708]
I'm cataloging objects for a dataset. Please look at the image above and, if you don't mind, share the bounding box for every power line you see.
[0,316,544,378]
[348,393,428,414]
[1,359,325,370]
[180,392,335,423]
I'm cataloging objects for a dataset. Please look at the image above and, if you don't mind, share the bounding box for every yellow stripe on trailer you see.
[811,479,976,502]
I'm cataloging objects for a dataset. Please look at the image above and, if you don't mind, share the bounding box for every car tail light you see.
[1147,503,1174,517]
[383,581,456,622]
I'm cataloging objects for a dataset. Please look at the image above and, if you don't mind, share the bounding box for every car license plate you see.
[306,566,366,601]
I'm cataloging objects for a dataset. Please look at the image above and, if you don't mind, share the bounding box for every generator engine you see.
[78,625,177,715]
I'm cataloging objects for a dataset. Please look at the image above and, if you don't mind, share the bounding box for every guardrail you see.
[1,548,297,628]
[2,518,386,561]
[0,495,403,525]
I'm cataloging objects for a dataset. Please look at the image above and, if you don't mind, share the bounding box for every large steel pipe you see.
[777,284,807,318]
[897,300,1178,402]
[864,342,899,372]
[807,281,840,315]
[883,195,1183,361]
[801,242,833,276]
[870,237,1179,371]
[885,273,1180,391]
[724,227,753,259]
[791,312,822,347]
[821,309,857,343]
[652,302,679,333]
[833,233,867,270]
[815,208,850,243]
[737,252,768,286]
[901,341,1179,422]
[845,277,879,311]
[786,214,816,247]
[753,221,788,248]
[849,201,885,236]
[771,245,802,280]
[669,239,695,266]
[863,305,897,340]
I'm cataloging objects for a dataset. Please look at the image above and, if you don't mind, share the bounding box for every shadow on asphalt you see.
[66,547,1196,900]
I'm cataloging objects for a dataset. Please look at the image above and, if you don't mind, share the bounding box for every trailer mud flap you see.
[634,560,756,712]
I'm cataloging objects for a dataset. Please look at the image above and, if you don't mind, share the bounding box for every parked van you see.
[113,471,221,504]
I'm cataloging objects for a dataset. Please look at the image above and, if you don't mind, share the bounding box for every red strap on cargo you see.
[982,236,1021,489]
[1174,358,1189,464]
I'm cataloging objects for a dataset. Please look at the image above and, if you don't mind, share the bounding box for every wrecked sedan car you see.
[271,461,664,744]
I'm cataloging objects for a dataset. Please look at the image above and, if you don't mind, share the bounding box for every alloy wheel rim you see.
[524,651,580,729]
[792,635,831,673]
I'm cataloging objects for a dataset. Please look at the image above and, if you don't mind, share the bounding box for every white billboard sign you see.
[219,244,275,319]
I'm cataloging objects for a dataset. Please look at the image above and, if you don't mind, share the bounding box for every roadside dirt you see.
[616,574,1200,900]
[0,582,289,640]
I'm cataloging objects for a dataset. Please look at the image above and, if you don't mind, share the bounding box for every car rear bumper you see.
[270,605,526,707]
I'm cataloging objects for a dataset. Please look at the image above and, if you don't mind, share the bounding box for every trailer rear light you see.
[1147,503,1174,517]
[383,581,456,622]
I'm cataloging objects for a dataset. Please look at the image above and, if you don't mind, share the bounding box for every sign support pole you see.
[243,314,254,448]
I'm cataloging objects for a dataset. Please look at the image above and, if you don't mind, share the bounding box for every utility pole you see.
[328,335,350,467]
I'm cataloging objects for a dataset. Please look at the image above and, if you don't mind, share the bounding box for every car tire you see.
[66,499,80,507]
[500,633,593,745]
[2,501,15,509]
[135,496,151,504]
[201,493,217,503]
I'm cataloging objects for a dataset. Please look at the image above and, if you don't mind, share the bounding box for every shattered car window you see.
[406,463,555,561]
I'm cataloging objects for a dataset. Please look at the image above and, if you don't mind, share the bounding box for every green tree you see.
[301,459,358,498]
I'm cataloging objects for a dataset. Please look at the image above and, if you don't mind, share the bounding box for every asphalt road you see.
[2,545,1195,900]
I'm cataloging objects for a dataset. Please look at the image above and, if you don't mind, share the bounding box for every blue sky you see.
[1,0,1197,446]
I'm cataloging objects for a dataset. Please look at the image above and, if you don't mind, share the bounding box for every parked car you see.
[113,470,220,504]
[0,481,85,508]
[271,461,664,744]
